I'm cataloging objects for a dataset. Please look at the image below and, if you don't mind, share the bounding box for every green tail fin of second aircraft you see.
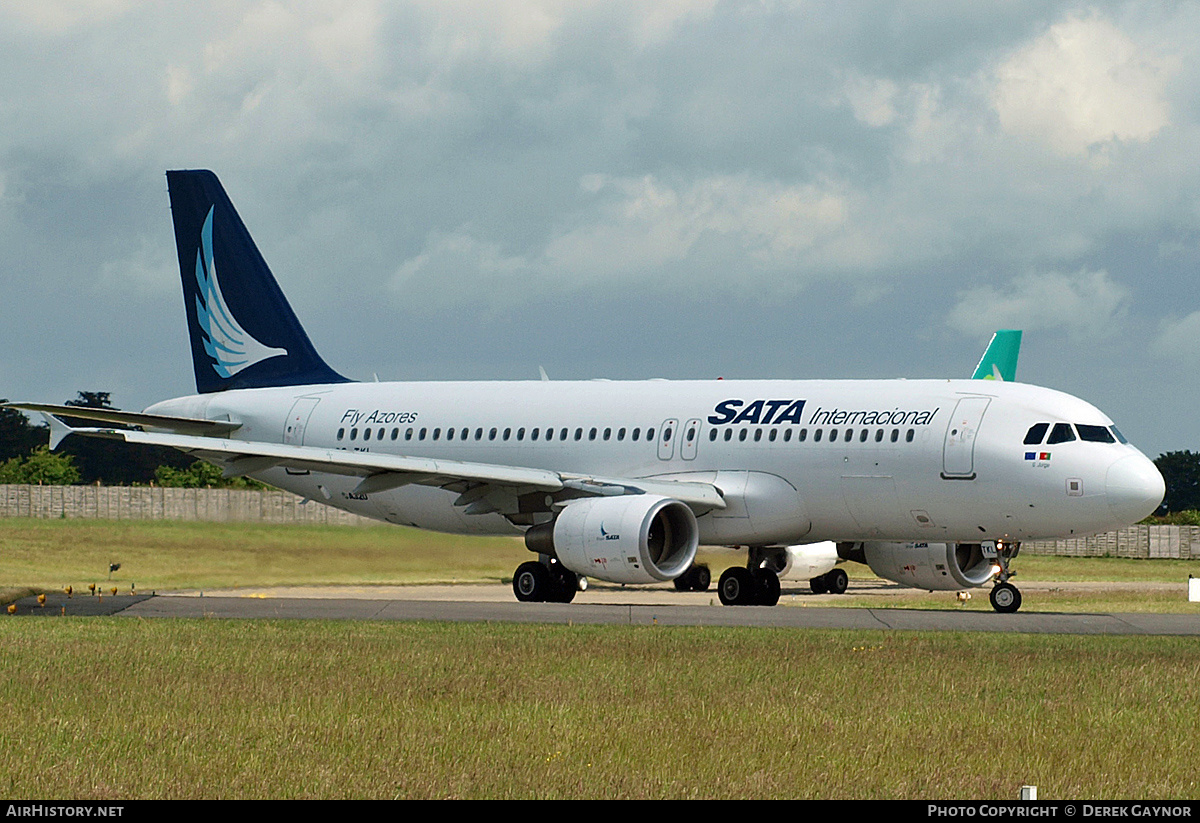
[971,330,1022,381]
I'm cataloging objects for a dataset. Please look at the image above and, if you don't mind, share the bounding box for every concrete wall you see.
[1,484,1195,557]
[0,484,377,526]
[1024,525,1200,560]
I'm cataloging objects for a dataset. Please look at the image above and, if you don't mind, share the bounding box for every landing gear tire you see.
[755,569,780,607]
[826,568,848,595]
[718,567,754,606]
[719,567,779,606]
[990,582,1022,614]
[513,561,550,602]
[674,564,712,592]
[810,576,829,594]
[549,564,579,604]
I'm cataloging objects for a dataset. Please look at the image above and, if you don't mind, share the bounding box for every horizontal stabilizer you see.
[3,402,241,438]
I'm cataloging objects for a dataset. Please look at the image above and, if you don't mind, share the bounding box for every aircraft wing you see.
[44,422,727,516]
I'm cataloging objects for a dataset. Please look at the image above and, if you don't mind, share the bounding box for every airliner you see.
[10,170,1165,613]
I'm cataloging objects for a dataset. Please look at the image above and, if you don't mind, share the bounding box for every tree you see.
[1154,451,1200,514]
[0,447,81,485]
[56,391,191,485]
[0,400,47,462]
[154,460,265,490]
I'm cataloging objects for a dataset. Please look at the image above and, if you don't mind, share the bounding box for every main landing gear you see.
[673,563,711,592]
[512,556,585,603]
[809,568,849,595]
[717,566,781,606]
[984,539,1023,614]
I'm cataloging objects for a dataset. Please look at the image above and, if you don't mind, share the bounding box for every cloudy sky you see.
[1,1,1197,459]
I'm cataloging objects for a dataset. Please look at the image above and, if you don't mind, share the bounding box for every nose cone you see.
[1106,454,1165,525]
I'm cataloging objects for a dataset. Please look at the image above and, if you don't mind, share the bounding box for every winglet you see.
[971,330,1022,381]
[43,413,75,451]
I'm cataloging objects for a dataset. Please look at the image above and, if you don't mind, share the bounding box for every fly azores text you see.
[340,409,418,426]
[707,399,940,428]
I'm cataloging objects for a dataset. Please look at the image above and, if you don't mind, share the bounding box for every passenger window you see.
[1023,423,1049,445]
[799,429,807,442]
[709,429,718,442]
[906,429,914,442]
[432,428,440,441]
[646,428,655,441]
[814,429,823,442]
[829,429,837,442]
[618,428,626,441]
[632,428,640,441]
[378,428,384,441]
[574,428,583,441]
[604,428,612,441]
[561,428,569,441]
[724,429,733,441]
[589,428,597,441]
[489,428,498,441]
[844,429,853,443]
[859,429,868,443]
[1076,424,1115,443]
[753,429,762,442]
[783,429,792,442]
[337,428,345,441]
[875,429,883,442]
[405,428,413,441]
[364,428,371,441]
[1047,423,1076,444]
[532,428,539,441]
[768,429,777,442]
[890,429,899,442]
[739,429,748,442]
[503,428,511,441]
[517,427,525,441]
[391,428,399,440]
[351,428,358,440]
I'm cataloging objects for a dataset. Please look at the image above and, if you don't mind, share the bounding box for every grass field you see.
[1,620,1198,799]
[2,518,1199,799]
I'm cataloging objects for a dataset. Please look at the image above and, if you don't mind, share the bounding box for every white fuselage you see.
[146,377,1164,548]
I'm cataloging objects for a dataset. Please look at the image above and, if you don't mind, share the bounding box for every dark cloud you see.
[0,1,1197,457]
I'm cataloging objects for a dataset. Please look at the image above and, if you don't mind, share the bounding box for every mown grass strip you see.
[1,620,1197,799]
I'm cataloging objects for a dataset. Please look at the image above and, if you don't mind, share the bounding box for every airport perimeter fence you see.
[0,484,1197,558]
[0,483,377,527]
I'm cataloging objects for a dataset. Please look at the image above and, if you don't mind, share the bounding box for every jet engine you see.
[852,541,996,591]
[764,541,839,581]
[524,495,699,585]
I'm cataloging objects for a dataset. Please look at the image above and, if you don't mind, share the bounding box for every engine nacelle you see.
[859,541,996,591]
[762,541,839,581]
[525,495,699,585]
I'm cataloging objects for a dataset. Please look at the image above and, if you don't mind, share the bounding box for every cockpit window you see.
[1076,424,1116,443]
[1023,423,1049,445]
[1047,422,1076,444]
[1111,426,1128,444]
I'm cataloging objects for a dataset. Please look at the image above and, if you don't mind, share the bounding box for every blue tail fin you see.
[166,170,350,394]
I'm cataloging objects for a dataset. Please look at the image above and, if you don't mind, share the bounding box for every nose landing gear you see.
[983,539,1022,613]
